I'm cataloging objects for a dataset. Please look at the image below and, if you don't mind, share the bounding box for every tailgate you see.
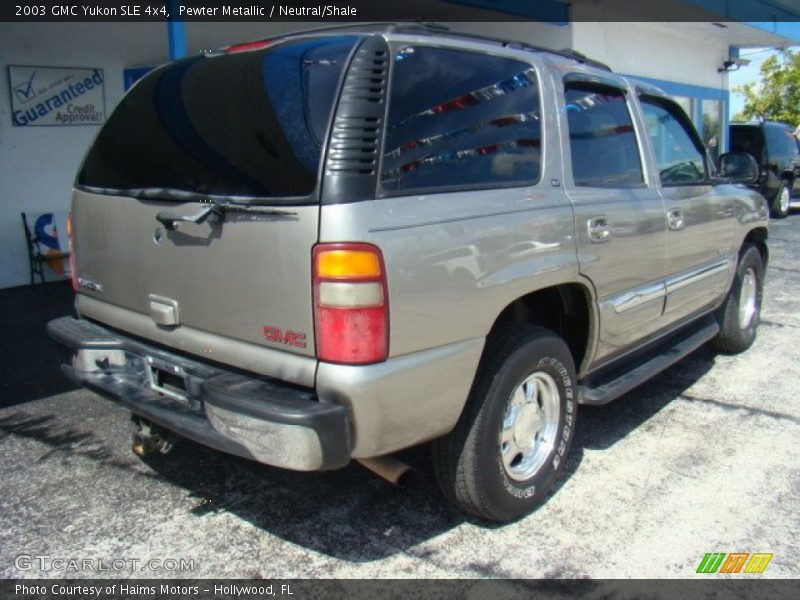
[71,189,318,358]
[67,35,366,368]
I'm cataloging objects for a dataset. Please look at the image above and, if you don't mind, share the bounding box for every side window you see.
[381,46,541,193]
[764,126,787,158]
[764,125,796,158]
[564,82,643,187]
[782,127,798,156]
[640,96,707,185]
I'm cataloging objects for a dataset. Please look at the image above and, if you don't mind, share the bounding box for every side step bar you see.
[579,316,720,406]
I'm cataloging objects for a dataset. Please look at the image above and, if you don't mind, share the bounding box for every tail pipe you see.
[356,456,412,486]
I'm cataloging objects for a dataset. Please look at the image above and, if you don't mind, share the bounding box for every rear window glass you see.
[764,124,799,157]
[730,126,764,160]
[77,36,359,203]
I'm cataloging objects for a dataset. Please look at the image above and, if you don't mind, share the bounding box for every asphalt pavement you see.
[1,217,798,580]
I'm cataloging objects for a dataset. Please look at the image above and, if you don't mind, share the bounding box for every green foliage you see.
[733,49,800,126]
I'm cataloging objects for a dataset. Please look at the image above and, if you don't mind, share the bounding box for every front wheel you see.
[432,326,577,522]
[711,244,764,354]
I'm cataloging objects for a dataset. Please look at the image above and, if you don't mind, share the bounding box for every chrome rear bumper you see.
[47,316,350,471]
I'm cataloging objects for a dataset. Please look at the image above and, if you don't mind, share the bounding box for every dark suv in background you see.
[730,121,800,218]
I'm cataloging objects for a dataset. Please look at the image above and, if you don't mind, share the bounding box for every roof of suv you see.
[220,22,613,72]
[731,121,795,129]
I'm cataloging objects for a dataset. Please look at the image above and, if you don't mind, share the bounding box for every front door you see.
[637,94,735,323]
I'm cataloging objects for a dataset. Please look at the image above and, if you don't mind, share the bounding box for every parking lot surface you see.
[1,218,798,579]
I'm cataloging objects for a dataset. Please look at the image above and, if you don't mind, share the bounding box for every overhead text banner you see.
[3,0,800,22]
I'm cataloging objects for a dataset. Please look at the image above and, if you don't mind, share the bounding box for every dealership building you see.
[1,0,799,289]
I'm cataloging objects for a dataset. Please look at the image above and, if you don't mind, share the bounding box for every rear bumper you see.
[47,316,350,471]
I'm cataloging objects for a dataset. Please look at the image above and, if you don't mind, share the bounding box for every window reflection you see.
[702,99,723,162]
[564,84,643,187]
[672,96,694,123]
[382,46,542,192]
[78,36,358,200]
[641,97,706,184]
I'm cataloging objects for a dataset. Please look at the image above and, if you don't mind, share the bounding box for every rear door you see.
[560,74,668,364]
[71,35,362,359]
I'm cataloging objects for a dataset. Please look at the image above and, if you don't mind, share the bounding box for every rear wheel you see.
[712,244,764,354]
[770,180,791,219]
[432,326,577,522]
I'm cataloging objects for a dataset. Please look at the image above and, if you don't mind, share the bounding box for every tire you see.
[711,244,764,354]
[432,325,577,522]
[770,180,791,219]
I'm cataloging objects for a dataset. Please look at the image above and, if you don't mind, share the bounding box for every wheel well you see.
[743,227,769,269]
[485,284,592,371]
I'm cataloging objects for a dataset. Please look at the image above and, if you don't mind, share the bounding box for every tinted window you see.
[381,46,541,193]
[765,124,798,157]
[730,126,764,162]
[564,83,643,187]
[640,96,707,185]
[77,36,359,202]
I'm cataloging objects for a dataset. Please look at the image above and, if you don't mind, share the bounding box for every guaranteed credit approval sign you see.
[8,65,105,126]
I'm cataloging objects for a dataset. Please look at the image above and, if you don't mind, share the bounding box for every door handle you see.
[667,208,685,231]
[587,217,611,243]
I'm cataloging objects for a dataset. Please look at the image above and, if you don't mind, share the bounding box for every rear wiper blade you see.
[156,201,296,231]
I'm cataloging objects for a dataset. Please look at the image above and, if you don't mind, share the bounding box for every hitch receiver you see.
[131,415,177,456]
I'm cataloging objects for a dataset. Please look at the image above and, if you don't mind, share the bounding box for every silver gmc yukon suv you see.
[49,24,768,522]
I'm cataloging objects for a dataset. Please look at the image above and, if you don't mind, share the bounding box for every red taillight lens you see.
[66,213,78,292]
[313,243,388,364]
[225,40,272,54]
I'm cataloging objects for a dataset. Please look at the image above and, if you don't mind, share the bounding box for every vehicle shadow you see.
[138,437,466,562]
[2,325,717,564]
[0,281,77,408]
[135,346,717,558]
[575,345,717,452]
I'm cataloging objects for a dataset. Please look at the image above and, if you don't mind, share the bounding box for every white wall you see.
[571,22,730,89]
[441,21,572,50]
[0,22,167,288]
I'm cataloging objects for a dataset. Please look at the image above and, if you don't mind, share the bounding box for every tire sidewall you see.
[724,246,764,349]
[772,181,790,218]
[476,334,577,520]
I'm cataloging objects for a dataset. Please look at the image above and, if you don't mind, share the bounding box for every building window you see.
[702,99,723,162]
[672,96,695,123]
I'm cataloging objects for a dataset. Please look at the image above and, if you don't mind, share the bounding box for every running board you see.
[578,317,719,406]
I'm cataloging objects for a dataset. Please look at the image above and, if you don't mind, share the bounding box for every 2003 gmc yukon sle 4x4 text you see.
[49,24,768,522]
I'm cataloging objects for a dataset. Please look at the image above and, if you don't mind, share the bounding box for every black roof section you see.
[218,22,613,72]
[731,120,796,128]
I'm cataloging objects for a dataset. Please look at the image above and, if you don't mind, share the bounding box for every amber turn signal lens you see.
[316,249,381,279]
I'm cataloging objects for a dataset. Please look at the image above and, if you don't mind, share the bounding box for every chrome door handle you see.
[667,208,685,231]
[587,217,611,243]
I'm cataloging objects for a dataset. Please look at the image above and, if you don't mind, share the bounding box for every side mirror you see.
[718,152,759,184]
